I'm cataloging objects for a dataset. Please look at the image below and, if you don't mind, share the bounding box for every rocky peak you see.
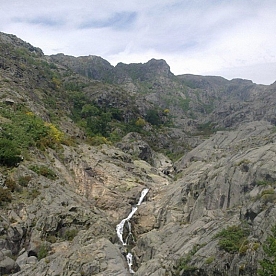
[0,32,43,56]
[115,58,172,83]
[50,53,115,82]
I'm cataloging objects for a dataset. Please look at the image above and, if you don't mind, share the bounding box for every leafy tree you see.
[86,112,111,136]
[81,104,99,118]
[259,225,276,275]
[0,139,22,167]
[145,109,161,126]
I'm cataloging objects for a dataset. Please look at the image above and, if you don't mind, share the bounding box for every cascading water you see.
[116,188,149,274]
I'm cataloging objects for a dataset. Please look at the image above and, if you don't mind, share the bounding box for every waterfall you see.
[126,252,135,274]
[116,188,149,274]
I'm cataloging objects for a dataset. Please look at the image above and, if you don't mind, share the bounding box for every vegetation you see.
[145,109,162,126]
[63,229,78,241]
[259,225,276,275]
[196,121,217,136]
[175,245,202,275]
[29,165,57,180]
[18,175,32,187]
[0,187,12,205]
[5,178,17,192]
[215,225,250,253]
[37,243,50,260]
[0,138,22,167]
[0,104,65,153]
[66,89,172,145]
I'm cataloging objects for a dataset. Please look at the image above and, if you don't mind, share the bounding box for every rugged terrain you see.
[1,31,276,275]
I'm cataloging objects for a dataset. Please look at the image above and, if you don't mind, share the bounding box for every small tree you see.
[0,138,22,167]
[259,225,276,275]
[145,109,161,126]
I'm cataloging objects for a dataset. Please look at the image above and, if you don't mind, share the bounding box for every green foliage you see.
[64,229,78,241]
[37,243,49,260]
[205,256,215,264]
[175,245,201,275]
[0,139,22,167]
[29,165,57,180]
[256,179,275,187]
[196,121,216,136]
[145,109,162,126]
[64,81,87,92]
[259,225,276,275]
[86,112,112,136]
[215,225,250,253]
[87,135,110,146]
[179,98,190,111]
[0,104,65,153]
[0,187,12,205]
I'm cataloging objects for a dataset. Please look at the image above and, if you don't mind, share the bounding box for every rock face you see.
[1,31,276,275]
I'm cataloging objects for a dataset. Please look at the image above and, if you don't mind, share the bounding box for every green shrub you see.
[215,225,250,253]
[29,165,57,180]
[37,243,49,260]
[259,225,276,275]
[205,256,215,264]
[87,136,110,146]
[64,229,78,241]
[145,109,161,126]
[0,104,65,152]
[0,139,22,167]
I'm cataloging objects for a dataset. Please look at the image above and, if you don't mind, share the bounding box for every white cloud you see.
[1,0,276,84]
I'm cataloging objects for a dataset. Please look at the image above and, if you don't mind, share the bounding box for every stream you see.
[116,188,149,274]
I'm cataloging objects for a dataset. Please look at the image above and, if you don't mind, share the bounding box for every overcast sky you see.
[1,0,276,84]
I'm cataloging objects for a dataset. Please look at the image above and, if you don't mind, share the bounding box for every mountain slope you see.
[0,32,276,276]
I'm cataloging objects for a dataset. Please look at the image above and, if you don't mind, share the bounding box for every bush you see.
[0,139,22,167]
[145,109,161,126]
[215,225,250,253]
[259,225,276,275]
[64,229,78,241]
[37,243,49,260]
[0,105,65,152]
[29,165,57,180]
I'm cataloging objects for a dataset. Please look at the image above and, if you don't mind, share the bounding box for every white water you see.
[116,207,138,245]
[116,188,149,274]
[126,253,135,274]
[137,188,149,205]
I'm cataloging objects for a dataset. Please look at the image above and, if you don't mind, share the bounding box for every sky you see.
[1,0,276,85]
